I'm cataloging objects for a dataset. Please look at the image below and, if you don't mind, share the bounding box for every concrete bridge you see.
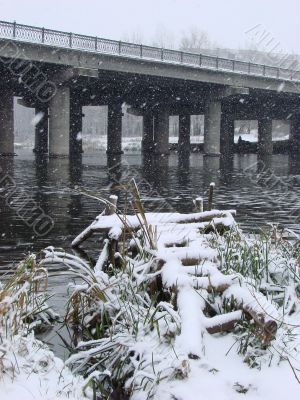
[0,20,300,158]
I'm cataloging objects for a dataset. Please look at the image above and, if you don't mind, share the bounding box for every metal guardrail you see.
[0,20,299,82]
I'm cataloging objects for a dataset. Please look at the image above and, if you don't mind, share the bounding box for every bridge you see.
[0,20,300,158]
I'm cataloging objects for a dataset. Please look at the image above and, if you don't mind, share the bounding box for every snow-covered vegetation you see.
[42,189,300,399]
[0,256,88,399]
[1,186,300,399]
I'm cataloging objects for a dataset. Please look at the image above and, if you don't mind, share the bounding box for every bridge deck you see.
[0,20,299,83]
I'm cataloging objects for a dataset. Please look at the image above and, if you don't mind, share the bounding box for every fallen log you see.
[72,209,236,248]
[192,275,238,293]
[222,285,278,344]
[205,310,243,334]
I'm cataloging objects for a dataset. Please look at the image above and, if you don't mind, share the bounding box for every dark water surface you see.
[1,149,300,357]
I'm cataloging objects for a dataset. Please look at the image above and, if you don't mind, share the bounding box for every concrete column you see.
[220,113,234,157]
[153,109,169,155]
[258,118,273,155]
[178,115,191,153]
[107,153,122,184]
[107,103,123,155]
[204,101,221,156]
[0,89,14,155]
[49,86,70,157]
[34,106,48,154]
[290,117,300,153]
[70,100,83,155]
[142,114,154,152]
[203,156,220,188]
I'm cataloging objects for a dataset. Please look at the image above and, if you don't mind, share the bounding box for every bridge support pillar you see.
[107,103,123,155]
[142,114,154,153]
[0,89,14,156]
[290,116,300,153]
[70,100,83,155]
[220,113,234,157]
[204,101,221,156]
[153,109,169,155]
[258,118,273,155]
[49,86,70,157]
[34,105,48,154]
[178,115,191,153]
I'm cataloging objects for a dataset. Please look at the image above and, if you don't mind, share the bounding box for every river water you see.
[1,149,300,357]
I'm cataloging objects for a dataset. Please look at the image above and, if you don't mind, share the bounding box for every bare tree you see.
[179,27,212,51]
[151,24,175,49]
[122,29,144,44]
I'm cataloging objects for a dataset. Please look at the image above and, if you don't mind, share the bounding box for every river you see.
[1,149,300,357]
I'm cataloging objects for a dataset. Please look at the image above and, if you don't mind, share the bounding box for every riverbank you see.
[60,191,300,399]
[15,133,291,154]
[0,256,88,399]
[1,182,300,398]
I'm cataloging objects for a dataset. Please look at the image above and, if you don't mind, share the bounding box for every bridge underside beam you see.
[0,89,14,156]
[49,86,70,157]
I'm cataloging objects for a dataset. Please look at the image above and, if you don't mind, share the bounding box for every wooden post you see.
[194,197,203,212]
[208,183,215,211]
[104,195,118,216]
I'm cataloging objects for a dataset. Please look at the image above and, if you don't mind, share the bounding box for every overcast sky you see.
[0,0,298,53]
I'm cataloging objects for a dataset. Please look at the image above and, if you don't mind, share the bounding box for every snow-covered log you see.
[223,285,279,343]
[72,207,236,248]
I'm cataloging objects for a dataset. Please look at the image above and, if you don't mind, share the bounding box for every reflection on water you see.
[1,150,300,265]
[1,149,300,357]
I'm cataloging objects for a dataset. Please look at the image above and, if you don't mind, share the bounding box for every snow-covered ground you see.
[1,203,299,400]
[45,203,300,400]
[0,257,88,400]
[15,131,289,153]
[234,129,289,143]
[155,332,300,400]
[0,333,87,400]
[82,135,204,151]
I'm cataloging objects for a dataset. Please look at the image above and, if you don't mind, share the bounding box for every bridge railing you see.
[1,20,300,82]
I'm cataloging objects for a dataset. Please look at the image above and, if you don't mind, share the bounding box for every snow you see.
[30,112,44,127]
[81,136,203,151]
[223,284,280,322]
[175,287,205,358]
[234,131,290,143]
[66,203,300,398]
[72,209,236,246]
[76,131,83,141]
[0,333,87,400]
[0,256,88,399]
[155,333,300,400]
[2,205,300,399]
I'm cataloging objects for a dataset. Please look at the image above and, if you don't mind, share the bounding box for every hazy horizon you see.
[0,0,299,54]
